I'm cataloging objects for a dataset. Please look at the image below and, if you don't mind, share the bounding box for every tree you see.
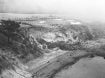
[0,20,20,43]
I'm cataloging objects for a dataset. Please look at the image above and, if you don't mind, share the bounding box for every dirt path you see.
[27,50,67,73]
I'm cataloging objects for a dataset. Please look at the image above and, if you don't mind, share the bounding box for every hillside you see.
[0,13,105,78]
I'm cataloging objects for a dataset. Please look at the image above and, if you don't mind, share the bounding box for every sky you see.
[0,0,105,22]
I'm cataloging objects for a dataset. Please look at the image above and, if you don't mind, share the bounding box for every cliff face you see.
[30,23,93,51]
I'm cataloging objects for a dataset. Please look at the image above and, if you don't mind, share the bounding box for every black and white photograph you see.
[0,0,105,78]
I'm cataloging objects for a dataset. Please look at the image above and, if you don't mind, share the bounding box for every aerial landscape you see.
[0,0,105,78]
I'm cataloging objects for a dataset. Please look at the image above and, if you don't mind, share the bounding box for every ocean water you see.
[55,56,105,78]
